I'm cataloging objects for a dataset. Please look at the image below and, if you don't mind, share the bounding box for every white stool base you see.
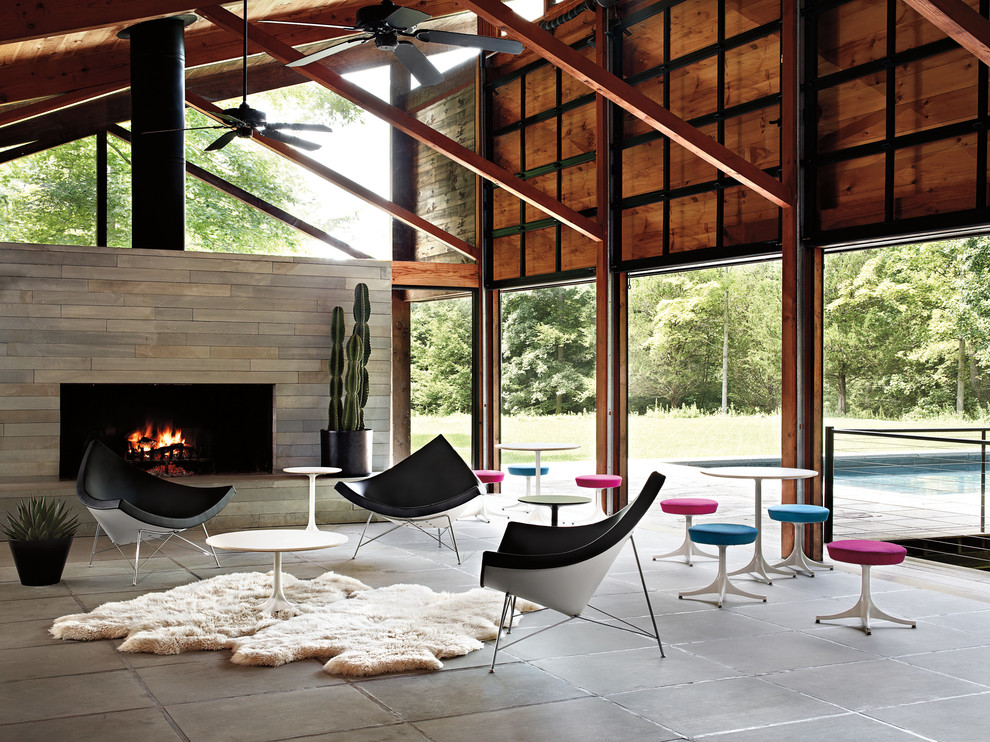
[815,564,916,634]
[679,545,766,608]
[770,523,833,577]
[654,514,718,566]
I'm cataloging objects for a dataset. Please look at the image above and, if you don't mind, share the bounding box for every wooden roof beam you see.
[901,0,990,67]
[2,1,197,44]
[392,261,479,287]
[186,92,479,261]
[458,0,794,209]
[196,4,604,243]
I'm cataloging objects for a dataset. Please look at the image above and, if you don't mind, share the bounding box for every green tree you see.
[410,297,473,415]
[501,285,595,415]
[0,83,363,254]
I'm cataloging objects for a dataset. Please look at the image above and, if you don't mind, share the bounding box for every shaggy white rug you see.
[51,571,537,676]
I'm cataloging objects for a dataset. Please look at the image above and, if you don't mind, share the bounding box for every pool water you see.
[835,464,985,496]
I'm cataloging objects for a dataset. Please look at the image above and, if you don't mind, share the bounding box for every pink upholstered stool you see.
[575,474,622,520]
[653,498,719,566]
[815,540,916,635]
[474,470,505,486]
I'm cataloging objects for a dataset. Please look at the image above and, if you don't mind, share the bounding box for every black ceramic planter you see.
[320,429,373,477]
[8,536,73,586]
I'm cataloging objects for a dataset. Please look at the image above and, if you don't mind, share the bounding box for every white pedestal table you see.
[283,466,342,532]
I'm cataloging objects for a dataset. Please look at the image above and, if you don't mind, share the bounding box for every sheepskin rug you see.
[51,571,536,676]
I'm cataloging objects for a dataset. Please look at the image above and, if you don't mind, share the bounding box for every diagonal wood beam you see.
[107,124,370,259]
[186,92,479,261]
[195,4,604,242]
[0,134,90,165]
[901,0,990,66]
[0,84,125,129]
[458,0,794,209]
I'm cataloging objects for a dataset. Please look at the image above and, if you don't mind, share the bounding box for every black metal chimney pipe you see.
[118,15,196,250]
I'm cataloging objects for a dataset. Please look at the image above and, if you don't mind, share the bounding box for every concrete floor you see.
[3,467,990,741]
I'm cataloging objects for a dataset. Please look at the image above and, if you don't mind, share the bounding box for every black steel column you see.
[118,15,195,250]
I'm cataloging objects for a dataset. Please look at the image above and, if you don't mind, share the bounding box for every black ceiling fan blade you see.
[392,41,444,86]
[205,130,239,152]
[415,29,524,55]
[259,19,357,30]
[262,129,321,151]
[384,6,431,30]
[266,122,333,132]
[286,35,373,67]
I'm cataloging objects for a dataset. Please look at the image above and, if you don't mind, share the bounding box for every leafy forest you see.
[412,237,990,422]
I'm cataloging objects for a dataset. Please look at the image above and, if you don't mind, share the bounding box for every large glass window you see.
[627,263,782,488]
[499,283,596,493]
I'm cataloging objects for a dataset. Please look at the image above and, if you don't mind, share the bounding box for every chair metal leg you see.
[490,593,513,672]
[653,515,718,566]
[770,523,832,577]
[133,532,142,586]
[89,522,102,567]
[444,515,462,564]
[679,546,766,607]
[630,535,664,657]
[815,565,916,634]
[202,523,221,568]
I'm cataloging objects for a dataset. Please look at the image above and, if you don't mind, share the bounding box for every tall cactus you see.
[327,306,345,430]
[331,283,372,432]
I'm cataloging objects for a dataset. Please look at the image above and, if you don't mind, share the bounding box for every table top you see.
[496,442,581,452]
[518,494,592,507]
[283,467,342,476]
[207,529,348,553]
[701,466,819,481]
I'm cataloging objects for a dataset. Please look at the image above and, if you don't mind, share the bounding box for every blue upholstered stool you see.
[507,464,549,497]
[767,504,832,577]
[679,524,766,607]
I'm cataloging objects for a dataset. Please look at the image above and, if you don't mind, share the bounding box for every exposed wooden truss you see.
[195,4,604,243]
[901,0,990,67]
[458,0,794,209]
[391,260,479,287]
[185,92,479,261]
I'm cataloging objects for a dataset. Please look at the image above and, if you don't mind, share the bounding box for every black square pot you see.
[8,536,74,586]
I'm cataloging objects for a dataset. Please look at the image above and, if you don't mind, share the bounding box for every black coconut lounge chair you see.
[334,435,483,564]
[481,471,667,671]
[76,440,235,585]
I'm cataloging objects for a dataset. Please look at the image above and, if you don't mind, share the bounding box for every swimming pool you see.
[834,463,985,496]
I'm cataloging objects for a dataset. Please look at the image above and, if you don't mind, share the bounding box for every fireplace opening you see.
[60,384,274,480]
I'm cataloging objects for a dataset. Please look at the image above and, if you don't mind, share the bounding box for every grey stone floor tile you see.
[0,639,127,681]
[502,617,659,661]
[0,594,81,622]
[63,568,197,594]
[0,618,62,649]
[0,707,182,742]
[896,645,990,687]
[609,676,844,738]
[866,693,990,742]
[534,644,738,694]
[732,595,860,630]
[288,722,431,741]
[813,618,982,655]
[0,669,154,724]
[655,605,780,644]
[922,609,990,640]
[357,662,588,722]
[137,655,342,705]
[764,658,986,710]
[681,630,874,674]
[0,580,69,601]
[167,684,398,742]
[415,696,680,742]
[701,711,931,741]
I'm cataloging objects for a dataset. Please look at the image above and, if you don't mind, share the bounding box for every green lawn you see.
[412,413,989,463]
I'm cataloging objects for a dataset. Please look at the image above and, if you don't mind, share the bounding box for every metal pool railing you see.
[824,427,989,569]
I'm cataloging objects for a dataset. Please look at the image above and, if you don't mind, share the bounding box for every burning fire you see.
[128,422,185,454]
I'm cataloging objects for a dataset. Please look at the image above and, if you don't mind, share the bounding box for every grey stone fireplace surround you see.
[0,242,392,534]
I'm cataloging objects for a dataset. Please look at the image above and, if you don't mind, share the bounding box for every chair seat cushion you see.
[660,497,718,516]
[473,469,505,484]
[575,474,623,489]
[507,465,549,476]
[688,523,758,546]
[767,504,829,524]
[827,539,907,566]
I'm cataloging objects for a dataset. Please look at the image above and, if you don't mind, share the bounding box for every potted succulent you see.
[3,497,79,586]
[321,283,373,476]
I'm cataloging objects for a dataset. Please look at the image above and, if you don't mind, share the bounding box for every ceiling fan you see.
[193,0,333,152]
[262,0,524,87]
